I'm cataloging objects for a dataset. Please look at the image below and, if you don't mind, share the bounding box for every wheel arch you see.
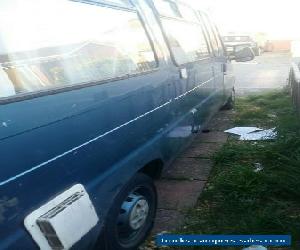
[138,159,164,180]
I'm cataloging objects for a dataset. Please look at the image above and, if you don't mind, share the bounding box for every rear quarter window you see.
[153,0,182,18]
[0,0,157,99]
[154,1,210,65]
[162,18,209,65]
[199,13,220,56]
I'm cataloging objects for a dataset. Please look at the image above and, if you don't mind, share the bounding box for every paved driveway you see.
[233,52,292,95]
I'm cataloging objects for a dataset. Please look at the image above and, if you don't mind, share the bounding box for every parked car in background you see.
[0,0,253,249]
[223,34,261,56]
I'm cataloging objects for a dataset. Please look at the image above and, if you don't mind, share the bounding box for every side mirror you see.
[234,46,255,62]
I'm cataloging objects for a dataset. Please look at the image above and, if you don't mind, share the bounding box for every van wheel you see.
[98,173,157,250]
[222,89,235,110]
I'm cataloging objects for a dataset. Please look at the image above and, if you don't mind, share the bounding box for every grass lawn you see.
[170,90,300,250]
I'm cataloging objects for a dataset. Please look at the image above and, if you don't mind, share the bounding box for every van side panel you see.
[0,0,232,249]
[0,0,177,246]
[0,67,177,248]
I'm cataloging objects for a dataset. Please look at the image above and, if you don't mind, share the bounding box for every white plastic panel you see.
[24,184,99,250]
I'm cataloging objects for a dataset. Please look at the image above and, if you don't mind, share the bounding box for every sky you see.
[189,0,300,40]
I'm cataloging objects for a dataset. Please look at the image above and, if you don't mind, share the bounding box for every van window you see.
[200,13,219,56]
[210,23,225,55]
[92,0,133,8]
[200,13,223,56]
[177,3,199,23]
[0,0,157,98]
[162,18,209,65]
[153,0,182,18]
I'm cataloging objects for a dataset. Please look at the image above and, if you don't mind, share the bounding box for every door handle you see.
[222,63,227,74]
[190,108,199,133]
[179,68,188,79]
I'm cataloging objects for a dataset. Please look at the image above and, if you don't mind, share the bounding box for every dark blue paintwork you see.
[0,0,234,249]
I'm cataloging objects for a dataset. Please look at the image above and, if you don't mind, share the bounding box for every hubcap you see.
[116,184,155,247]
[129,199,149,230]
[118,193,150,233]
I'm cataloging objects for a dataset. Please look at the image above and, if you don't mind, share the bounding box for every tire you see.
[97,173,157,250]
[222,88,235,110]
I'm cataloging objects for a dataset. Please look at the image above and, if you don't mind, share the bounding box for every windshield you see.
[223,36,252,42]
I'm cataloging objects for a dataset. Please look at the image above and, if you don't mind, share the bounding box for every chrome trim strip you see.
[174,77,213,100]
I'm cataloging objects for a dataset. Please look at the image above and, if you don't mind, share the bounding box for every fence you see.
[289,62,300,114]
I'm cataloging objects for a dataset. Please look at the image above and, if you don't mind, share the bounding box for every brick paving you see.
[180,142,224,158]
[152,110,234,234]
[162,158,212,181]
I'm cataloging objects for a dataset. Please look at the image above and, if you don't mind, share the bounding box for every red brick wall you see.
[265,40,291,52]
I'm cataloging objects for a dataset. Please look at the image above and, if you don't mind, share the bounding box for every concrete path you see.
[233,52,291,95]
[152,110,234,234]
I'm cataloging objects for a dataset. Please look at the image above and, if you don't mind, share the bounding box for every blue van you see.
[0,0,253,249]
